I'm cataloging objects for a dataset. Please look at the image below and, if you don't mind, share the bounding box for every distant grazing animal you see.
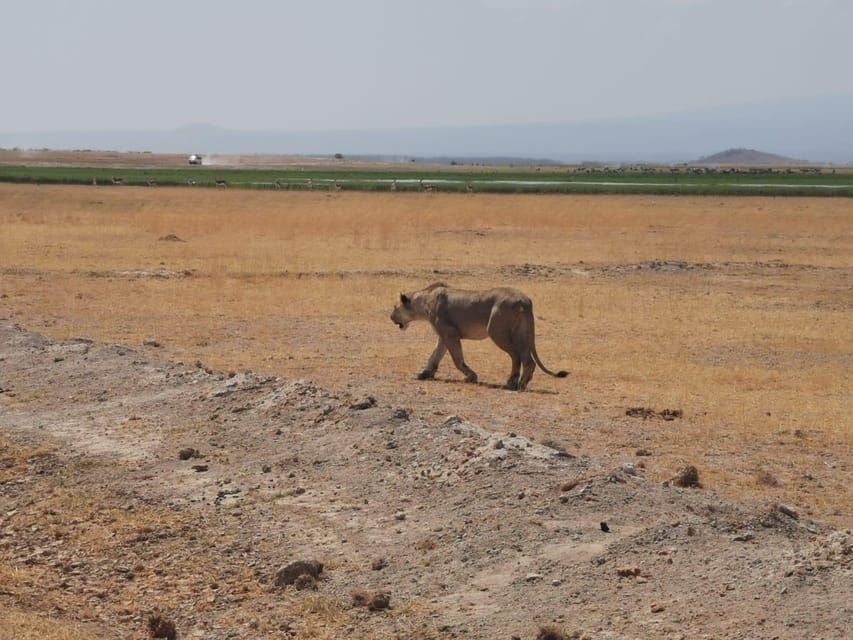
[214,179,227,187]
[390,282,568,391]
[146,178,157,186]
[111,176,124,185]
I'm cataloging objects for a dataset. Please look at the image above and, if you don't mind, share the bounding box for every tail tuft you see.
[555,370,569,378]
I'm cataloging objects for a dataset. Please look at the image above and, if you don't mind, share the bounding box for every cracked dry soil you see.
[1,320,850,639]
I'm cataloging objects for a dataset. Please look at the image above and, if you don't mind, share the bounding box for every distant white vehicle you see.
[188,154,203,165]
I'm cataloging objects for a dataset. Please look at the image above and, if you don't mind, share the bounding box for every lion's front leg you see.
[444,334,478,384]
[418,339,447,380]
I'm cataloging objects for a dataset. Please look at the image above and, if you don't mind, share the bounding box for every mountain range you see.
[2,95,851,165]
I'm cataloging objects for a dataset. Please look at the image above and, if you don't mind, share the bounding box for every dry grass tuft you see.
[147,612,177,640]
[755,469,780,487]
[0,610,107,640]
[672,465,702,488]
[536,624,573,640]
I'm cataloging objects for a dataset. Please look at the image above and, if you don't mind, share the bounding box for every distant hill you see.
[2,95,852,165]
[695,148,806,166]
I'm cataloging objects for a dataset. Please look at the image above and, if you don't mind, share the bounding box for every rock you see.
[351,588,391,611]
[371,557,387,571]
[368,591,391,611]
[617,566,641,577]
[777,504,799,520]
[191,464,208,472]
[293,574,318,591]
[143,339,161,348]
[178,448,199,460]
[600,522,610,533]
[651,602,666,613]
[275,559,324,587]
[350,396,376,410]
[392,408,410,420]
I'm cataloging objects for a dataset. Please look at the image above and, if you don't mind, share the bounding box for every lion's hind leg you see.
[512,311,536,391]
[517,349,536,391]
[487,309,522,390]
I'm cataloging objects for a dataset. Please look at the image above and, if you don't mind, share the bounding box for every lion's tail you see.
[532,347,569,378]
[526,308,569,378]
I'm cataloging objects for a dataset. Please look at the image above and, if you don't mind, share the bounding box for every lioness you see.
[390,282,568,390]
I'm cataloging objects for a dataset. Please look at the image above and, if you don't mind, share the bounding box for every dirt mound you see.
[0,320,849,639]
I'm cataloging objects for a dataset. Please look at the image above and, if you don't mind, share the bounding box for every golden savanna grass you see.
[1,183,851,528]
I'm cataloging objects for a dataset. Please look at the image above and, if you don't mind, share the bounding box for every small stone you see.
[650,602,666,613]
[600,522,610,533]
[191,464,208,472]
[178,448,198,460]
[143,339,161,348]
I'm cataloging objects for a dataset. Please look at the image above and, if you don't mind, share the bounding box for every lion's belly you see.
[458,324,489,340]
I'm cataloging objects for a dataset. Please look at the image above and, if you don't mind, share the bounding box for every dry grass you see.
[1,184,851,529]
[0,610,113,640]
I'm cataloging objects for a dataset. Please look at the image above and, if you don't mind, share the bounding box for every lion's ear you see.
[400,293,410,305]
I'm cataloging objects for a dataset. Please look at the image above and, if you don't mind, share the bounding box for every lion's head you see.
[390,293,416,330]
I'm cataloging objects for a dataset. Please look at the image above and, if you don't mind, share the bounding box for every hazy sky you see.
[3,0,851,133]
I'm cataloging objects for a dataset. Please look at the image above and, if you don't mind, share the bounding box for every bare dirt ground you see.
[2,321,850,640]
[0,169,851,638]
